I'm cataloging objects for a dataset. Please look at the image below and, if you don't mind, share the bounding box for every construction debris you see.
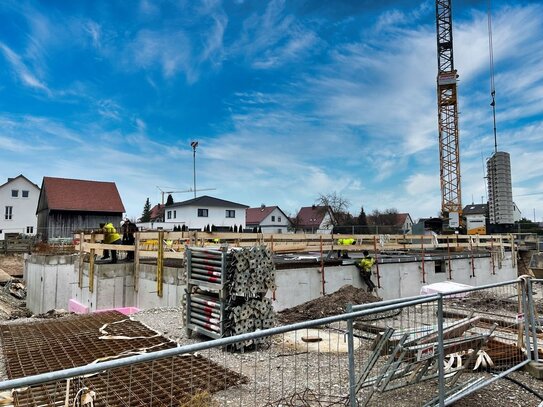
[4,280,25,300]
[278,285,381,324]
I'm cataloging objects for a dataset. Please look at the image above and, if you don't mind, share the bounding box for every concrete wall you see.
[25,252,517,315]
[25,256,186,314]
[134,264,186,309]
[271,253,517,311]
[26,254,78,314]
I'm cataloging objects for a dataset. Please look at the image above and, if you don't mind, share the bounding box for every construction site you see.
[0,0,542,406]
[0,229,540,406]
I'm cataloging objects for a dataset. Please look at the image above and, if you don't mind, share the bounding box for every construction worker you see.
[337,237,355,259]
[356,250,376,292]
[100,222,122,263]
[121,219,137,260]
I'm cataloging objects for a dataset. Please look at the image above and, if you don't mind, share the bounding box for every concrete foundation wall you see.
[272,253,517,311]
[26,255,78,314]
[25,252,517,315]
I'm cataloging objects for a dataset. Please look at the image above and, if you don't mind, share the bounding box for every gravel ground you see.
[132,307,543,407]
[0,291,541,406]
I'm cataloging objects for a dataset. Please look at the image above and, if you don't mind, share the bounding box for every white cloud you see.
[0,43,50,94]
[231,0,319,69]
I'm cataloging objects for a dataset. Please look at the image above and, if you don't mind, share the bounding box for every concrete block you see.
[525,361,543,379]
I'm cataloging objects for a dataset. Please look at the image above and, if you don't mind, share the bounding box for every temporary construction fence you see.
[0,278,539,406]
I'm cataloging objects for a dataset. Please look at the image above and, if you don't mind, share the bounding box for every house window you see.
[5,206,12,220]
[167,211,172,220]
[11,190,18,198]
[226,210,235,218]
[271,216,275,221]
[198,208,208,217]
[22,190,29,198]
[26,226,33,234]
[278,216,282,222]
[173,210,177,219]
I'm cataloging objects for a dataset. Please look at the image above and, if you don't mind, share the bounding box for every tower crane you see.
[436,0,462,228]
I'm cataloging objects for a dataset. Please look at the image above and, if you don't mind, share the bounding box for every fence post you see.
[526,278,539,362]
[346,303,357,407]
[520,279,532,359]
[437,294,445,407]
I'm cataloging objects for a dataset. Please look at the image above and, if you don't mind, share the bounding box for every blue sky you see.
[0,0,542,221]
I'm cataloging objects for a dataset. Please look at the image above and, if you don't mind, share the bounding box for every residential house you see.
[396,213,414,234]
[36,177,125,241]
[295,205,335,234]
[137,203,177,231]
[0,175,40,240]
[163,195,248,231]
[150,204,165,222]
[463,203,488,234]
[367,212,414,234]
[246,205,292,233]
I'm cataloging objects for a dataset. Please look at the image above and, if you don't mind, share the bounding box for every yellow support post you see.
[157,231,164,297]
[89,233,95,293]
[78,232,84,288]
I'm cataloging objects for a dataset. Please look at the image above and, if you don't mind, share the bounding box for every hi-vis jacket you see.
[103,223,121,243]
[357,257,375,273]
[337,238,356,245]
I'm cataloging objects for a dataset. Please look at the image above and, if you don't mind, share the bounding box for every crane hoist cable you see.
[487,0,498,153]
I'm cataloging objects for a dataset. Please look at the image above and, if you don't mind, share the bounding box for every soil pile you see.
[0,255,24,276]
[278,285,381,324]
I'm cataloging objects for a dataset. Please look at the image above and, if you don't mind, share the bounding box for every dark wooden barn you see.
[36,177,125,241]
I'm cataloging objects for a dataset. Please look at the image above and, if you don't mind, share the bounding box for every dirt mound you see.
[0,255,24,276]
[278,285,381,324]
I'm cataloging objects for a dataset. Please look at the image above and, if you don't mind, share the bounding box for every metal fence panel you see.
[0,280,534,406]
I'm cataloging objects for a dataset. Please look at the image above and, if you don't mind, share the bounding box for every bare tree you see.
[316,192,351,226]
[288,211,304,232]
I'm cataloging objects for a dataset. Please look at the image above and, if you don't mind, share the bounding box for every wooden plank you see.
[83,243,135,251]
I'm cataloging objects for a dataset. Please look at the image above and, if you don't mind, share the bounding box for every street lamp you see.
[190,141,198,198]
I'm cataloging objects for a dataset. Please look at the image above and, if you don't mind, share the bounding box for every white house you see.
[163,195,248,231]
[0,175,40,240]
[246,205,292,233]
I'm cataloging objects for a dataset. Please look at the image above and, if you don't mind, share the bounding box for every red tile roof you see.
[41,177,125,213]
[150,204,165,221]
[296,206,329,227]
[246,206,277,225]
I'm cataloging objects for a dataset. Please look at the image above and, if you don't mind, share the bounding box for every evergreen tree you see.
[258,226,262,233]
[165,194,174,206]
[357,206,368,233]
[141,198,152,222]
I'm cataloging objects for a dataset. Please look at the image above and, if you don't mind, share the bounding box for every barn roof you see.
[40,177,125,213]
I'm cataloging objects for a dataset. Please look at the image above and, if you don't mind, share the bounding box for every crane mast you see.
[436,0,462,224]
